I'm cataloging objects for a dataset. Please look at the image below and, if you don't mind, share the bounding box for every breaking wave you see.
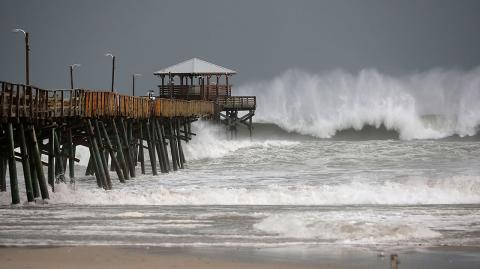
[183,121,299,160]
[238,68,480,140]
[2,175,476,206]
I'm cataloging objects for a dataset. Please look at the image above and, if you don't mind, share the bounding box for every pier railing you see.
[157,85,232,100]
[215,96,256,110]
[0,81,214,121]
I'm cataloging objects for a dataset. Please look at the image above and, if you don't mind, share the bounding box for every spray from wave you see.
[238,68,480,140]
[183,120,299,160]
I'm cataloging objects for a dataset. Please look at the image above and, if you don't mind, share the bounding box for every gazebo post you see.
[180,75,184,98]
[199,77,203,100]
[216,75,219,99]
[160,75,164,96]
[225,74,229,96]
[169,72,173,99]
[206,75,210,100]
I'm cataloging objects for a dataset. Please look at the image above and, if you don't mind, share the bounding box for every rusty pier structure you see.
[0,81,213,204]
[0,58,256,205]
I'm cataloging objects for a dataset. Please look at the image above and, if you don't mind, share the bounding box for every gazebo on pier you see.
[153,58,235,101]
[153,58,256,137]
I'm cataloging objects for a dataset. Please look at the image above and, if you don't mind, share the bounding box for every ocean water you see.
[1,68,480,250]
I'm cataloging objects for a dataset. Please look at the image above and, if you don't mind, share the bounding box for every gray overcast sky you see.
[1,0,480,94]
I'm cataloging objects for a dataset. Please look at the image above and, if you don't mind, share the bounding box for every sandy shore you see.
[0,246,328,269]
[1,245,479,269]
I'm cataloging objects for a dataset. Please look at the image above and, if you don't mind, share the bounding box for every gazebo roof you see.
[154,58,237,76]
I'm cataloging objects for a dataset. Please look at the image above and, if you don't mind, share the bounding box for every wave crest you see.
[238,68,480,140]
[21,175,480,206]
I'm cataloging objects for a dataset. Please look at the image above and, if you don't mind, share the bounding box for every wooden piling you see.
[7,123,20,204]
[61,138,68,177]
[145,121,157,175]
[85,156,94,176]
[29,125,49,200]
[53,131,65,183]
[67,128,75,180]
[187,121,192,141]
[111,119,130,181]
[100,121,125,183]
[28,142,40,198]
[127,120,136,167]
[168,120,179,171]
[54,129,63,181]
[176,119,185,168]
[138,122,146,175]
[119,118,135,178]
[153,119,167,173]
[48,128,55,191]
[86,119,108,189]
[0,157,6,192]
[19,123,34,202]
[160,122,171,171]
[93,119,112,189]
[183,119,189,141]
[86,147,102,187]
[134,121,141,168]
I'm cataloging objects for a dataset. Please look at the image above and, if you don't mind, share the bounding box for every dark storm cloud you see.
[1,0,479,94]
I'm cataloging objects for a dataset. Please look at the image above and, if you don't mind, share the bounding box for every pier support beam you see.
[28,142,40,198]
[100,121,125,183]
[53,131,65,183]
[29,125,49,200]
[87,147,102,188]
[119,118,135,178]
[67,128,75,180]
[93,119,112,189]
[85,155,94,176]
[7,123,20,204]
[85,119,109,190]
[160,122,171,171]
[154,119,168,173]
[145,120,157,175]
[19,123,34,202]
[111,119,130,180]
[176,119,185,168]
[168,120,179,171]
[0,157,6,192]
[48,128,55,191]
[138,123,145,175]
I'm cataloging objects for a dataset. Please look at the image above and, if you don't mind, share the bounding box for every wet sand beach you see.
[1,245,479,269]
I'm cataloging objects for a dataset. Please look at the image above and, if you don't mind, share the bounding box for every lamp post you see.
[105,53,115,92]
[12,28,29,85]
[132,74,142,96]
[69,64,81,89]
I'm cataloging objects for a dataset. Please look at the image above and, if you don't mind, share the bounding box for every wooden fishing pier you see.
[0,58,256,204]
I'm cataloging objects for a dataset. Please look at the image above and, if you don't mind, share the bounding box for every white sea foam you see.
[183,121,299,160]
[238,68,480,140]
[2,175,476,206]
[75,145,90,166]
[116,211,146,218]
[254,213,441,243]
